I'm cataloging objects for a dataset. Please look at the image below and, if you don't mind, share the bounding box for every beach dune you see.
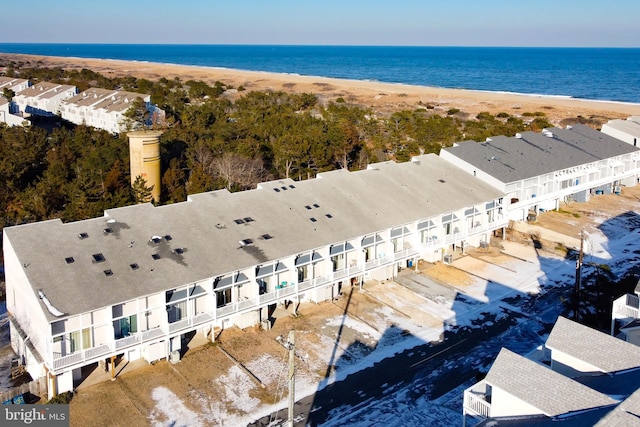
[2,53,640,124]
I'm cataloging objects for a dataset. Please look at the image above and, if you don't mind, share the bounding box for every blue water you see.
[1,44,639,103]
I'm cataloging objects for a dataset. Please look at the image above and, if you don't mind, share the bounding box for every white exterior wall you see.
[490,387,543,418]
[438,149,506,191]
[0,101,26,126]
[601,124,638,147]
[4,236,50,371]
[550,350,600,378]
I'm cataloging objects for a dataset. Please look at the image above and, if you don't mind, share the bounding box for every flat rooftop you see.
[4,154,504,320]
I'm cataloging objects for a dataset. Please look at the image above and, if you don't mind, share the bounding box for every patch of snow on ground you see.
[149,386,204,427]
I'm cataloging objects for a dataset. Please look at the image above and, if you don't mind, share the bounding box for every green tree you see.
[131,175,154,204]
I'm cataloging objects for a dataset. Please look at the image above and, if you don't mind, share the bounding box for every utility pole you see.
[286,331,295,427]
[574,228,584,321]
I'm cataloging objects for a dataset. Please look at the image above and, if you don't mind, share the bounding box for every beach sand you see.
[3,53,640,124]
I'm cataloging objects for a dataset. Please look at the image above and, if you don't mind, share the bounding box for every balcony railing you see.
[612,293,640,320]
[463,381,491,419]
[49,236,505,373]
[53,325,165,371]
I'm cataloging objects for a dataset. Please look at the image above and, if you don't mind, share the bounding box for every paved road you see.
[249,284,566,427]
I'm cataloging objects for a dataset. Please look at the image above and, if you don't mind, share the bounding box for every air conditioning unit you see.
[480,241,489,249]
[170,350,181,364]
[444,255,453,265]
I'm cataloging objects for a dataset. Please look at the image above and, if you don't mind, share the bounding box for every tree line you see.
[0,62,553,234]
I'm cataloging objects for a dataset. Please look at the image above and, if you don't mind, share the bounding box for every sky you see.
[4,0,640,47]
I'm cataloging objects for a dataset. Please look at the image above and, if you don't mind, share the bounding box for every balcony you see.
[612,293,640,320]
[52,325,165,371]
[463,381,492,419]
[168,311,213,334]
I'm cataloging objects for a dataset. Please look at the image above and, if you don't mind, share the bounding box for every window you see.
[216,288,232,307]
[297,264,308,282]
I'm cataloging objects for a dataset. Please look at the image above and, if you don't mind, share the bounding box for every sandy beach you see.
[3,53,640,124]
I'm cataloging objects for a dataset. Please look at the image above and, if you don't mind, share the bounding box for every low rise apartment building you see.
[440,124,640,221]
[4,154,506,397]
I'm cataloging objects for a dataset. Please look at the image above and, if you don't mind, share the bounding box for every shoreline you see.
[3,52,640,123]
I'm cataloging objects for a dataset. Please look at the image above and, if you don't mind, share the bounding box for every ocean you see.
[1,44,639,104]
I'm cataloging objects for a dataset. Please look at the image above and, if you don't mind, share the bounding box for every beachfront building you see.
[12,82,77,118]
[59,88,164,133]
[601,116,640,147]
[439,124,640,221]
[463,316,640,426]
[0,77,31,94]
[0,96,25,127]
[4,154,507,398]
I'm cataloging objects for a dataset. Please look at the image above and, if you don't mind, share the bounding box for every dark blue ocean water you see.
[1,44,639,103]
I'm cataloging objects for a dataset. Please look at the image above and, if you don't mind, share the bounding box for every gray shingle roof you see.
[546,316,640,373]
[441,124,640,183]
[4,154,504,320]
[595,387,640,426]
[485,348,617,418]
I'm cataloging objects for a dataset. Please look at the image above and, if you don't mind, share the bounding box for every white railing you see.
[463,383,491,418]
[53,325,165,371]
[168,312,214,334]
[612,293,640,320]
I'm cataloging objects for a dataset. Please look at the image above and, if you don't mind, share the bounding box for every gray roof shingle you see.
[441,124,640,183]
[546,316,640,374]
[4,154,504,321]
[485,348,617,418]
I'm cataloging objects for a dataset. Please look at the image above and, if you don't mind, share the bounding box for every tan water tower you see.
[128,130,163,203]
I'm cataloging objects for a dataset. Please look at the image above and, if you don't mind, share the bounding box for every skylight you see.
[310,217,317,222]
[65,257,75,264]
[173,248,184,254]
[129,263,139,270]
[151,253,161,260]
[261,234,273,240]
[92,253,106,263]
[103,269,113,277]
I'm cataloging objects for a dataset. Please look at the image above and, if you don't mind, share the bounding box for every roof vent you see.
[239,239,253,247]
[261,234,273,240]
[104,269,113,277]
[164,235,172,241]
[542,129,554,138]
[150,236,162,243]
[78,232,89,239]
[515,133,522,138]
[215,223,226,229]
[103,228,113,234]
[173,248,184,255]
